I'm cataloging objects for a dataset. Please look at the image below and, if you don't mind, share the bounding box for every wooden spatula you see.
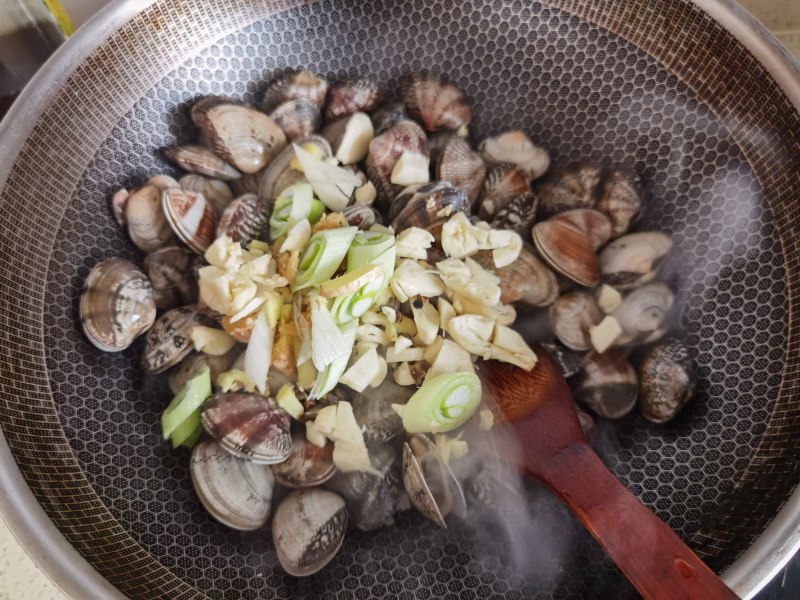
[477,348,740,600]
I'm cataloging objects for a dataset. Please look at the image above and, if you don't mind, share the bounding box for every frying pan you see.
[0,0,799,598]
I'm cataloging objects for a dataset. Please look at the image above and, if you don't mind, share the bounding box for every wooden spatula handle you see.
[532,440,740,600]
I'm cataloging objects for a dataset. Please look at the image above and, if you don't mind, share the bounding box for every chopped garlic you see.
[330,402,378,474]
[217,369,256,393]
[396,227,435,260]
[489,229,523,268]
[437,298,457,332]
[589,315,623,354]
[276,383,304,420]
[386,345,426,363]
[437,257,501,306]
[390,259,445,303]
[434,433,469,464]
[479,409,495,430]
[394,315,418,337]
[311,404,338,437]
[205,235,244,271]
[190,326,238,356]
[446,314,495,357]
[333,112,374,164]
[441,212,486,258]
[369,355,388,387]
[491,324,537,370]
[597,284,623,314]
[394,336,414,353]
[355,341,379,357]
[393,362,416,386]
[361,310,391,328]
[354,180,377,205]
[425,338,474,381]
[356,323,390,345]
[423,336,444,364]
[411,298,440,346]
[280,218,312,253]
[380,305,397,322]
[451,294,516,326]
[305,421,328,448]
[340,348,382,393]
[390,151,430,186]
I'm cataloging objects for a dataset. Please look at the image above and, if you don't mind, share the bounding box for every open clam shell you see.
[366,119,429,212]
[325,78,382,120]
[548,292,604,351]
[272,488,348,577]
[263,69,328,112]
[271,429,336,489]
[162,187,218,254]
[389,181,470,241]
[190,439,275,531]
[639,339,696,423]
[436,136,486,208]
[573,351,638,419]
[179,175,234,216]
[163,145,241,181]
[533,218,600,287]
[124,184,177,253]
[142,305,212,373]
[216,194,267,244]
[201,392,292,464]
[599,232,672,290]
[269,99,321,141]
[402,72,471,133]
[258,134,331,205]
[537,163,603,217]
[80,259,157,352]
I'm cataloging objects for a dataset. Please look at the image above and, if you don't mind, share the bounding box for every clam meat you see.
[533,217,600,287]
[548,292,604,351]
[179,175,234,216]
[163,145,241,181]
[639,339,696,423]
[190,439,275,531]
[80,259,157,352]
[271,429,336,488]
[325,78,382,120]
[263,69,329,112]
[143,245,196,310]
[272,488,348,576]
[402,72,471,133]
[598,232,672,290]
[142,305,212,373]
[162,187,218,254]
[479,130,549,180]
[537,163,602,217]
[269,99,321,141]
[123,184,177,253]
[435,136,486,208]
[573,351,638,419]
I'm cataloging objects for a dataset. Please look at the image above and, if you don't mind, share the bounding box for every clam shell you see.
[325,78,382,120]
[612,283,674,346]
[550,209,613,250]
[201,392,292,464]
[639,339,696,423]
[142,305,212,373]
[596,168,643,238]
[574,351,638,419]
[366,120,429,212]
[271,429,336,488]
[147,174,181,192]
[263,69,328,112]
[269,99,321,141]
[478,164,530,220]
[162,187,218,254]
[533,218,600,287]
[272,489,348,577]
[370,102,409,135]
[351,378,412,446]
[389,182,470,241]
[321,112,375,165]
[598,232,672,290]
[124,184,177,253]
[190,439,275,531]
[163,145,241,181]
[231,171,263,197]
[472,245,558,307]
[489,192,539,236]
[537,163,603,216]
[325,443,401,531]
[179,175,234,216]
[111,188,129,226]
[192,99,288,174]
[143,245,196,310]
[259,135,332,205]
[169,351,237,395]
[540,341,586,379]
[402,72,471,132]
[479,131,549,180]
[436,136,486,208]
[216,194,267,244]
[343,204,380,230]
[80,259,156,352]
[548,292,604,351]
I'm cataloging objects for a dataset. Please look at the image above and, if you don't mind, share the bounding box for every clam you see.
[478,164,531,220]
[162,187,218,254]
[325,78,382,120]
[612,283,674,346]
[537,163,603,217]
[551,209,613,250]
[269,99,321,141]
[573,351,638,419]
[179,175,234,216]
[168,351,236,395]
[326,443,402,531]
[490,192,539,236]
[426,132,455,166]
[366,120,429,211]
[351,378,413,446]
[370,102,409,135]
[322,112,375,166]
[123,184,176,253]
[460,457,520,510]
[263,69,328,112]
[639,339,696,423]
[402,72,471,133]
[472,246,558,307]
[259,134,332,205]
[111,188,129,226]
[402,434,467,528]
[216,194,267,244]
[596,168,643,237]
[192,99,287,174]
[479,131,549,180]
[436,136,486,208]
[271,429,335,488]
[548,292,604,351]
[147,174,180,192]
[142,305,212,373]
[201,392,292,464]
[541,341,586,379]
[190,439,275,531]
[80,259,157,352]
[599,232,672,290]
[143,245,196,310]
[273,489,347,576]
[231,171,263,197]
[162,145,241,181]
[389,182,470,241]
[343,204,380,230]
[533,218,600,287]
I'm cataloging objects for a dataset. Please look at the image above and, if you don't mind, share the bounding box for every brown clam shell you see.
[216,193,267,244]
[124,184,177,253]
[263,69,329,112]
[163,145,242,181]
[269,99,321,141]
[489,192,539,236]
[533,218,600,287]
[478,164,531,220]
[639,339,696,424]
[271,429,335,488]
[325,78,382,120]
[370,102,409,135]
[574,351,638,419]
[162,187,218,254]
[142,305,213,373]
[598,232,672,290]
[201,392,292,464]
[548,292,604,351]
[596,168,644,238]
[537,163,603,217]
[550,208,613,250]
[473,245,559,307]
[258,134,332,206]
[366,120,429,211]
[179,175,234,216]
[143,245,196,310]
[436,136,486,208]
[402,72,471,132]
[168,351,236,395]
[389,182,470,241]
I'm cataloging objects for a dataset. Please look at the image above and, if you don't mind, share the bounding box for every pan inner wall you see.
[42,1,786,598]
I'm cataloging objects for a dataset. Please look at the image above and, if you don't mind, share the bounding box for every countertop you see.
[0,0,798,599]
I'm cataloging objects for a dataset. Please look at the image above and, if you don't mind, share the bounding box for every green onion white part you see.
[396,372,482,434]
[161,367,212,449]
[269,183,325,240]
[293,226,358,291]
[292,143,362,211]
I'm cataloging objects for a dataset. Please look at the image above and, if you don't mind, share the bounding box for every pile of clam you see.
[78,68,695,575]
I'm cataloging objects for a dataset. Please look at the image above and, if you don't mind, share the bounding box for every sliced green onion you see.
[319,263,382,299]
[244,308,275,395]
[398,372,481,434]
[347,231,396,270]
[161,367,212,444]
[170,414,203,449]
[311,291,353,370]
[269,183,325,240]
[333,244,397,323]
[309,320,357,399]
[293,226,358,291]
[293,144,362,211]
